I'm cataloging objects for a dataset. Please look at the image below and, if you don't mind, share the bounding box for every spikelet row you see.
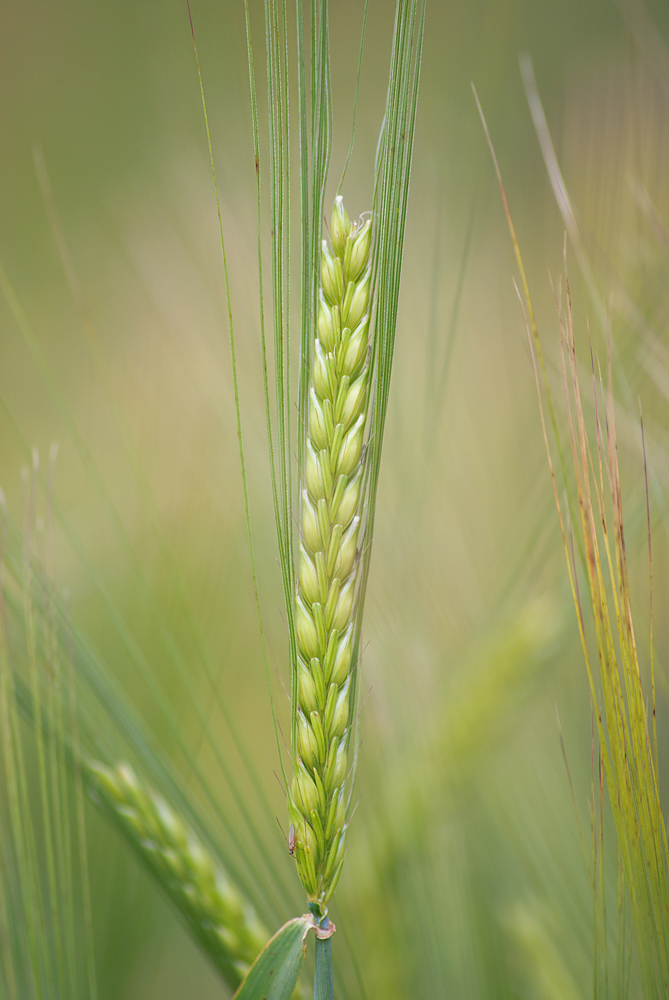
[289,197,372,913]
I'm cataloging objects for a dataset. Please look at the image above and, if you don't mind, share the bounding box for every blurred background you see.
[2,0,669,996]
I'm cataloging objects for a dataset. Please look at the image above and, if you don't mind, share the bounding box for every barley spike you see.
[290,198,371,914]
[87,761,268,989]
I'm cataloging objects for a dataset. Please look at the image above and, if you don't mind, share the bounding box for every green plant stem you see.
[314,919,334,1000]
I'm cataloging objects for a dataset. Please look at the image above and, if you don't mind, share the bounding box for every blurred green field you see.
[2,1,669,997]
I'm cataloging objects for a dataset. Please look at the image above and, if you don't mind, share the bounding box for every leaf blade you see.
[233,916,312,1000]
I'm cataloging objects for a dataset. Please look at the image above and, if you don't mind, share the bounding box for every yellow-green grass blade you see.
[515,200,669,998]
[475,69,669,994]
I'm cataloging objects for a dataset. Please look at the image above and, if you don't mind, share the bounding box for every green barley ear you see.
[88,760,268,991]
[289,201,371,916]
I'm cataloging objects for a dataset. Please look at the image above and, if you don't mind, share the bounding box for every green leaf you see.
[233,916,312,1000]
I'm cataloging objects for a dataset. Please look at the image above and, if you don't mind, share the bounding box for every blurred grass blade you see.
[0,470,98,1000]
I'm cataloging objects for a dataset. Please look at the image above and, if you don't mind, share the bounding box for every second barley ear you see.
[88,761,268,987]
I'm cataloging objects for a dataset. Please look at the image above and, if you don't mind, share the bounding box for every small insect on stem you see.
[288,823,295,856]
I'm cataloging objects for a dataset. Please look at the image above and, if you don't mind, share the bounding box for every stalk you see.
[314,931,334,1000]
